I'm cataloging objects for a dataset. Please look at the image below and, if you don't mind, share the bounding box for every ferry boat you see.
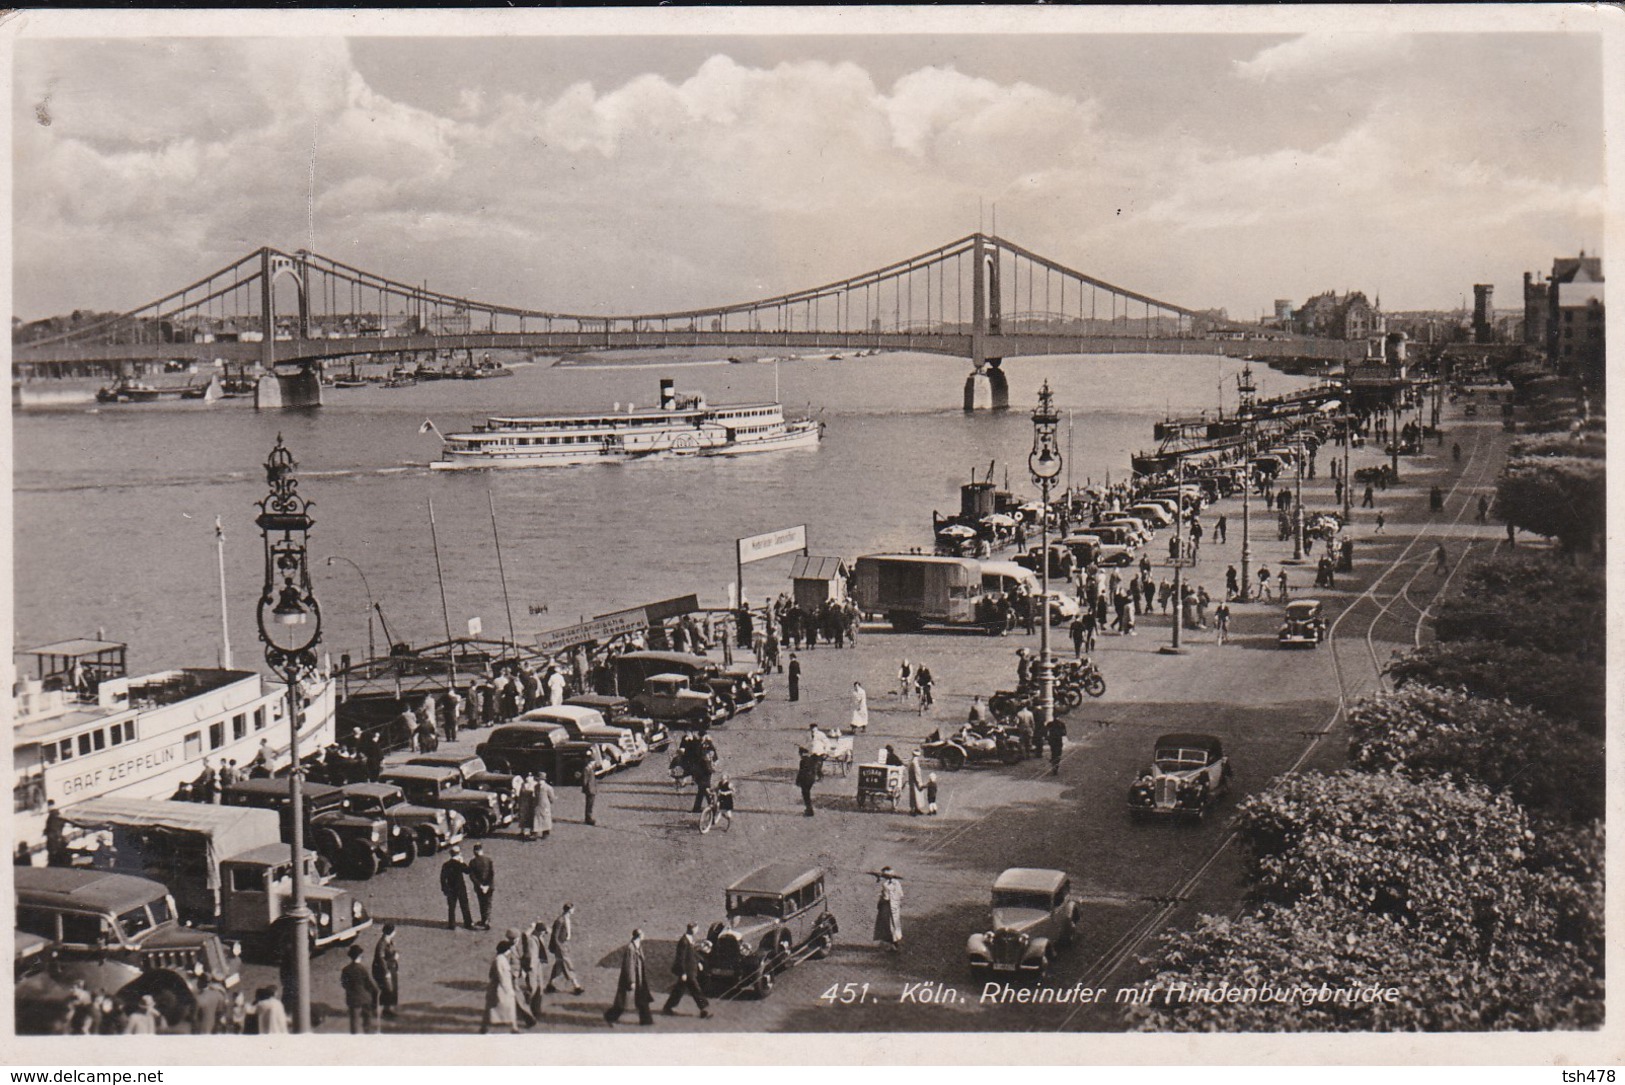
[429,378,822,470]
[12,638,337,859]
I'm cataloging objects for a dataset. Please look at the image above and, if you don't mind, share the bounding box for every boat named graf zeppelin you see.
[430,378,821,470]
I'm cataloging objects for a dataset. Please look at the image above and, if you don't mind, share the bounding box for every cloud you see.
[1235,34,1414,82]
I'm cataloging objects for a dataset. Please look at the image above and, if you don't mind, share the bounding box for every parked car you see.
[1278,599,1328,647]
[1128,503,1175,528]
[218,844,373,955]
[1127,733,1231,821]
[377,765,505,838]
[1095,544,1136,567]
[1094,518,1152,546]
[615,650,762,714]
[15,867,241,1031]
[473,723,600,785]
[340,781,465,858]
[222,779,403,879]
[566,693,670,752]
[699,864,837,998]
[406,754,519,822]
[1084,525,1139,550]
[966,868,1083,979]
[518,705,646,768]
[631,673,729,730]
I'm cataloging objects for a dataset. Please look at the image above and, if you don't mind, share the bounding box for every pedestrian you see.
[469,843,496,931]
[1477,495,1489,524]
[1435,542,1448,574]
[1046,717,1066,775]
[1334,477,1344,506]
[967,695,988,727]
[516,775,537,841]
[1257,565,1272,603]
[341,943,380,1035]
[661,923,712,1019]
[124,995,161,1035]
[907,748,929,816]
[571,766,587,829]
[1215,514,1227,544]
[1362,484,1375,508]
[872,868,904,953]
[1506,522,1516,547]
[926,773,939,815]
[1070,616,1085,658]
[480,933,520,1034]
[518,918,549,1023]
[547,669,567,707]
[849,681,869,733]
[1277,570,1288,603]
[1375,511,1386,535]
[1214,601,1231,645]
[1225,565,1239,601]
[440,846,474,931]
[604,929,655,1027]
[192,975,232,1035]
[795,750,818,817]
[440,687,461,743]
[253,985,289,1035]
[371,923,400,1020]
[1014,703,1036,755]
[545,903,585,995]
[715,776,736,829]
[787,653,801,702]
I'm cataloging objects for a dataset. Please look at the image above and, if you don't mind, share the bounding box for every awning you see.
[789,555,850,582]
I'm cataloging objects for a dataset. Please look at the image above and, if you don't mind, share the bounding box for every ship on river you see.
[429,378,821,470]
[12,637,336,859]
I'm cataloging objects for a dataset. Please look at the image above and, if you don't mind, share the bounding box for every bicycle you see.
[697,787,731,834]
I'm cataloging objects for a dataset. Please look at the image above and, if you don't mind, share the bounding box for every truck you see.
[221,778,409,879]
[43,798,370,959]
[850,554,989,632]
[614,650,763,714]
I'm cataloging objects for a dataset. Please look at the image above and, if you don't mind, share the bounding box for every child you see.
[715,777,736,829]
[926,773,939,816]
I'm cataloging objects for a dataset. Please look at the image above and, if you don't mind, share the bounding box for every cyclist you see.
[914,665,935,714]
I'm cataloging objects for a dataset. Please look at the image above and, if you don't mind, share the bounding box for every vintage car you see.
[923,723,1027,770]
[631,673,729,730]
[474,722,607,783]
[1094,544,1137,567]
[1127,503,1176,528]
[1127,733,1232,821]
[217,844,372,955]
[615,650,762,714]
[407,754,519,822]
[15,868,242,1032]
[566,693,671,752]
[377,765,505,837]
[340,781,466,858]
[221,779,404,879]
[1278,599,1328,647]
[699,864,838,999]
[966,868,1083,979]
[518,705,647,768]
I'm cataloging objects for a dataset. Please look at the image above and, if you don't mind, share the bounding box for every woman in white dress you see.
[849,681,869,732]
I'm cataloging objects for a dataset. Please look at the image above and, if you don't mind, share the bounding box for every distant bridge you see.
[14,234,1365,409]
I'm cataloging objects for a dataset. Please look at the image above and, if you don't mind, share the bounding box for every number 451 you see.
[819,982,871,1004]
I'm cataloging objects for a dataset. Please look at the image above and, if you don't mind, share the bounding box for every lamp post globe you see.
[254,435,321,1035]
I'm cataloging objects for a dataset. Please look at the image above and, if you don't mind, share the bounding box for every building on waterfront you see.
[1292,290,1385,341]
[1523,252,1605,390]
[1472,285,1495,343]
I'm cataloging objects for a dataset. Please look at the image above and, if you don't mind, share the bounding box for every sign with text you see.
[738,525,807,565]
[534,606,649,654]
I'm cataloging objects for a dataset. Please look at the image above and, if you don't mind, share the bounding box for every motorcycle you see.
[923,724,1027,771]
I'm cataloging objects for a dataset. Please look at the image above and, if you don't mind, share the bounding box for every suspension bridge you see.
[13,233,1366,409]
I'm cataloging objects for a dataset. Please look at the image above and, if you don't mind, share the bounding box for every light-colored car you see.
[1128,503,1175,528]
[1127,733,1231,821]
[966,868,1082,979]
[519,705,647,768]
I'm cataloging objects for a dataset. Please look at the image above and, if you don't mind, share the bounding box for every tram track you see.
[1054,415,1506,1031]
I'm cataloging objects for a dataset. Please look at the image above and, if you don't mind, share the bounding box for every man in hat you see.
[340,943,381,1034]
[468,843,496,931]
[545,902,585,995]
[371,923,401,1019]
[662,922,711,1019]
[440,846,474,931]
[604,929,654,1026]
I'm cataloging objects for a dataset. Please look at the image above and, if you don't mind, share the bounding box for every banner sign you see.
[534,607,649,654]
[637,595,701,624]
[737,525,807,565]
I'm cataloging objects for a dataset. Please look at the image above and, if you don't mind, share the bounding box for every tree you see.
[1493,456,1605,554]
[1384,641,1604,733]
[1347,684,1604,822]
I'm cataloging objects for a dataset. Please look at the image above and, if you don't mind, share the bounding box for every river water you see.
[13,352,1314,673]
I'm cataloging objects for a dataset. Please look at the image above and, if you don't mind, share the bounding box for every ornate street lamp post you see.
[1029,382,1063,767]
[1237,364,1256,601]
[255,436,322,1034]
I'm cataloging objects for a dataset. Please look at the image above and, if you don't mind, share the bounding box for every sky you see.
[9,18,1609,323]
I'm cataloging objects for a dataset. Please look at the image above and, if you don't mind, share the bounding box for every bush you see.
[1510,433,1605,460]
[1131,901,1603,1032]
[1347,684,1604,822]
[1384,642,1604,733]
[1494,456,1605,554]
[1431,552,1604,663]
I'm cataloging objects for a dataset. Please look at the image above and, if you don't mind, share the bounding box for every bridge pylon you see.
[964,233,1009,410]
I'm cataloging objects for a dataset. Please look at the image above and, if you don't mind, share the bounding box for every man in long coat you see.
[603,929,654,1026]
[787,654,801,702]
[545,903,584,994]
[480,934,519,1034]
[371,923,400,1019]
[661,922,711,1018]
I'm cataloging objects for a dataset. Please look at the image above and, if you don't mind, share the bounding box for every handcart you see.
[856,763,906,811]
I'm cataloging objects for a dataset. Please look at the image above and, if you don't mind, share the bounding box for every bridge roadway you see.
[228,397,1504,1040]
[13,330,1366,370]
